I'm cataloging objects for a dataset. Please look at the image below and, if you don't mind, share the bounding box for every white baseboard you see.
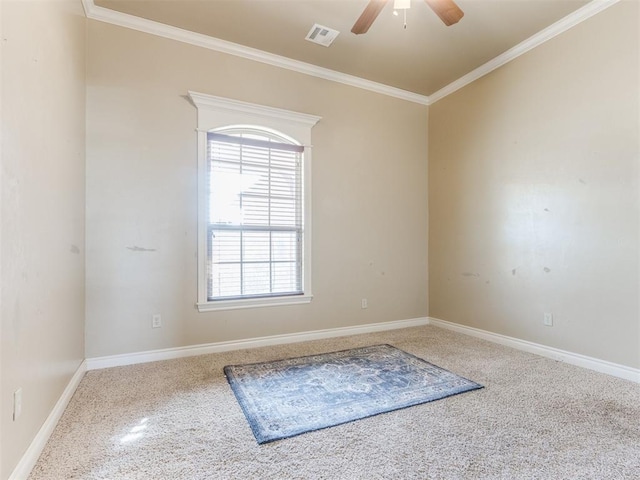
[11,315,636,480]
[10,360,87,480]
[86,317,430,370]
[428,317,639,383]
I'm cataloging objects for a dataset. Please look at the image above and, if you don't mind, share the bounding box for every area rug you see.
[224,344,483,444]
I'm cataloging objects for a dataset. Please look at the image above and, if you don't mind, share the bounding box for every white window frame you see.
[189,91,320,312]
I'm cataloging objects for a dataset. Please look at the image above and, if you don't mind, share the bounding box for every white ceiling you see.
[93,0,593,97]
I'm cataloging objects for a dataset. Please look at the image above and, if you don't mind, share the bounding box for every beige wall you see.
[0,1,86,478]
[0,2,636,476]
[429,1,639,368]
[85,21,429,358]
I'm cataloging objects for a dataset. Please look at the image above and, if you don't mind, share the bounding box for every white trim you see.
[9,361,87,480]
[81,0,429,105]
[82,0,620,107]
[428,317,640,383]
[189,91,319,310]
[197,294,313,312]
[428,0,621,104]
[188,92,322,127]
[86,317,430,370]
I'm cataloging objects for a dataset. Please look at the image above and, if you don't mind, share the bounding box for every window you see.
[207,129,303,300]
[189,92,321,311]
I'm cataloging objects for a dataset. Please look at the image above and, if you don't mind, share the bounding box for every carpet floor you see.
[29,325,640,479]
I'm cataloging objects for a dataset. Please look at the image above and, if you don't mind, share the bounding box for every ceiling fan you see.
[351,0,464,34]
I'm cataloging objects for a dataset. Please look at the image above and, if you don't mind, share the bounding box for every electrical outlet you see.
[13,388,22,421]
[361,298,368,309]
[543,312,553,327]
[152,314,162,328]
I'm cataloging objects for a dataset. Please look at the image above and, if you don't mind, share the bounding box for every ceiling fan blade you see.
[351,0,389,35]
[424,0,464,26]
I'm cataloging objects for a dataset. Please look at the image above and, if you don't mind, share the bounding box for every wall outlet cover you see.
[13,388,22,420]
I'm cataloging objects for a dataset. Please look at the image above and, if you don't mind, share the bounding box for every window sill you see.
[197,294,313,312]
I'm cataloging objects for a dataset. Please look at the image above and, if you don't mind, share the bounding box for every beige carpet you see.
[30,326,640,479]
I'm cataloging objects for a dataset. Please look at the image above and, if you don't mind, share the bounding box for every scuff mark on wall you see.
[543,267,551,273]
[512,268,517,276]
[69,245,80,254]
[126,246,157,252]
[461,272,480,277]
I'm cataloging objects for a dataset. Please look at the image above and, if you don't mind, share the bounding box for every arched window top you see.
[212,125,301,147]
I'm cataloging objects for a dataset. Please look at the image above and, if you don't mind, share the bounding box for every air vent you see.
[305,23,340,47]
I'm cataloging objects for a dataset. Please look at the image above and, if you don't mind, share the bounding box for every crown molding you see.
[427,0,621,104]
[82,0,620,107]
[81,0,429,106]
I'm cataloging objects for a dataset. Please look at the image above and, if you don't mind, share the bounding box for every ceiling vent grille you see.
[305,24,339,47]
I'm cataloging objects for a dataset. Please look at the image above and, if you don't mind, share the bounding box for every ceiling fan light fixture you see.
[351,0,463,35]
[394,0,411,29]
[393,0,411,10]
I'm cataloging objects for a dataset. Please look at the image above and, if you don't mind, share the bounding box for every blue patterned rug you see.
[224,344,483,444]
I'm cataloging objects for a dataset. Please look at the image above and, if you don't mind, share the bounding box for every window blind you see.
[207,130,304,301]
